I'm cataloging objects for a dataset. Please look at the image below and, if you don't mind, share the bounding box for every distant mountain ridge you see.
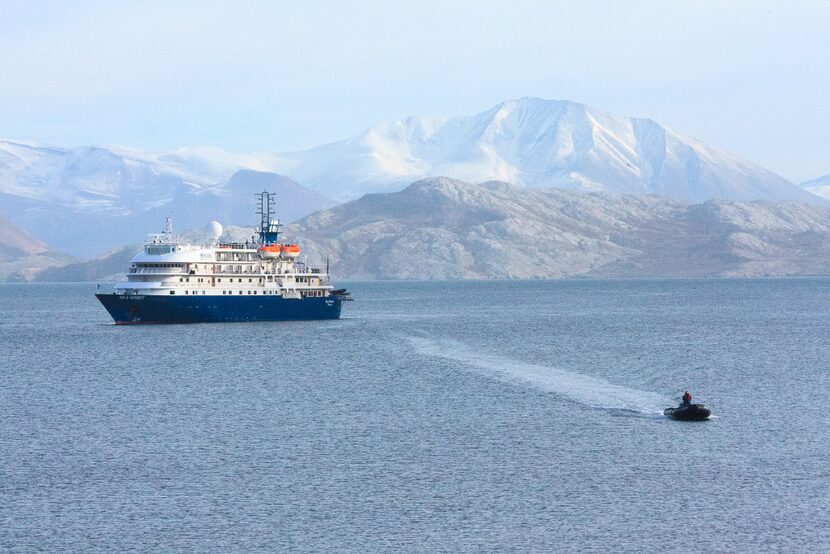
[283,178,830,279]
[37,178,830,282]
[273,98,820,204]
[801,173,830,201]
[0,140,331,256]
[2,97,825,258]
[0,214,49,259]
[0,216,74,281]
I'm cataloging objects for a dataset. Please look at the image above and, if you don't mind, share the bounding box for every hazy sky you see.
[1,0,828,182]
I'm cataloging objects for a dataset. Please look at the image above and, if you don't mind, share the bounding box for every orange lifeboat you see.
[280,244,300,259]
[258,244,281,259]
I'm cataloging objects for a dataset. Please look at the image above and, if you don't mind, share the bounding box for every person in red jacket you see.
[682,390,692,406]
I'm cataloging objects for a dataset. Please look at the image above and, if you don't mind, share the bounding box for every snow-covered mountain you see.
[0,140,329,256]
[273,98,820,204]
[2,97,824,257]
[801,173,830,201]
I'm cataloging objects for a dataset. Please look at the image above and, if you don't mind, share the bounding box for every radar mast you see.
[256,191,280,245]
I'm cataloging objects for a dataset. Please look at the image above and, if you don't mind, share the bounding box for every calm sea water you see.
[1,279,828,552]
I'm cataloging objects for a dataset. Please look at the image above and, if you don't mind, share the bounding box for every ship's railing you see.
[216,253,260,262]
[127,264,328,278]
[277,267,321,275]
[213,266,259,274]
[129,267,187,274]
[217,242,251,250]
[211,267,323,276]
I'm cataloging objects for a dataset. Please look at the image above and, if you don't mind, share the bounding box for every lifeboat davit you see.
[281,244,300,259]
[258,245,281,259]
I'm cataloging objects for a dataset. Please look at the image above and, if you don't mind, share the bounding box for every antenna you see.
[256,191,279,245]
[165,216,173,240]
[256,191,276,232]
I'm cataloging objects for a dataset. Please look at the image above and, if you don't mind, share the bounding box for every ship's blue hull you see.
[96,293,343,324]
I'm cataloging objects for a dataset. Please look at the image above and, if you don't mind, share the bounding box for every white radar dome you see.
[206,221,223,240]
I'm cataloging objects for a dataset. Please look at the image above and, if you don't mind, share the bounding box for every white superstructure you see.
[114,216,335,299]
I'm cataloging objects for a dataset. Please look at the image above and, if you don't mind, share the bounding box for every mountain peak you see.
[275,98,819,205]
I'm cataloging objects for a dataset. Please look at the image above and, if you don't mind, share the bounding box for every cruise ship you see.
[96,192,351,324]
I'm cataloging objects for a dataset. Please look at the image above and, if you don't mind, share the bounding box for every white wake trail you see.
[408,336,670,415]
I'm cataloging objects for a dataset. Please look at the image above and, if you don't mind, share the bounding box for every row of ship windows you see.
[178,277,317,284]
[135,262,322,275]
[181,277,260,283]
[215,253,258,262]
[171,290,326,297]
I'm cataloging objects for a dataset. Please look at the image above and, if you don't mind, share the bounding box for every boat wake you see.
[407,336,670,416]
